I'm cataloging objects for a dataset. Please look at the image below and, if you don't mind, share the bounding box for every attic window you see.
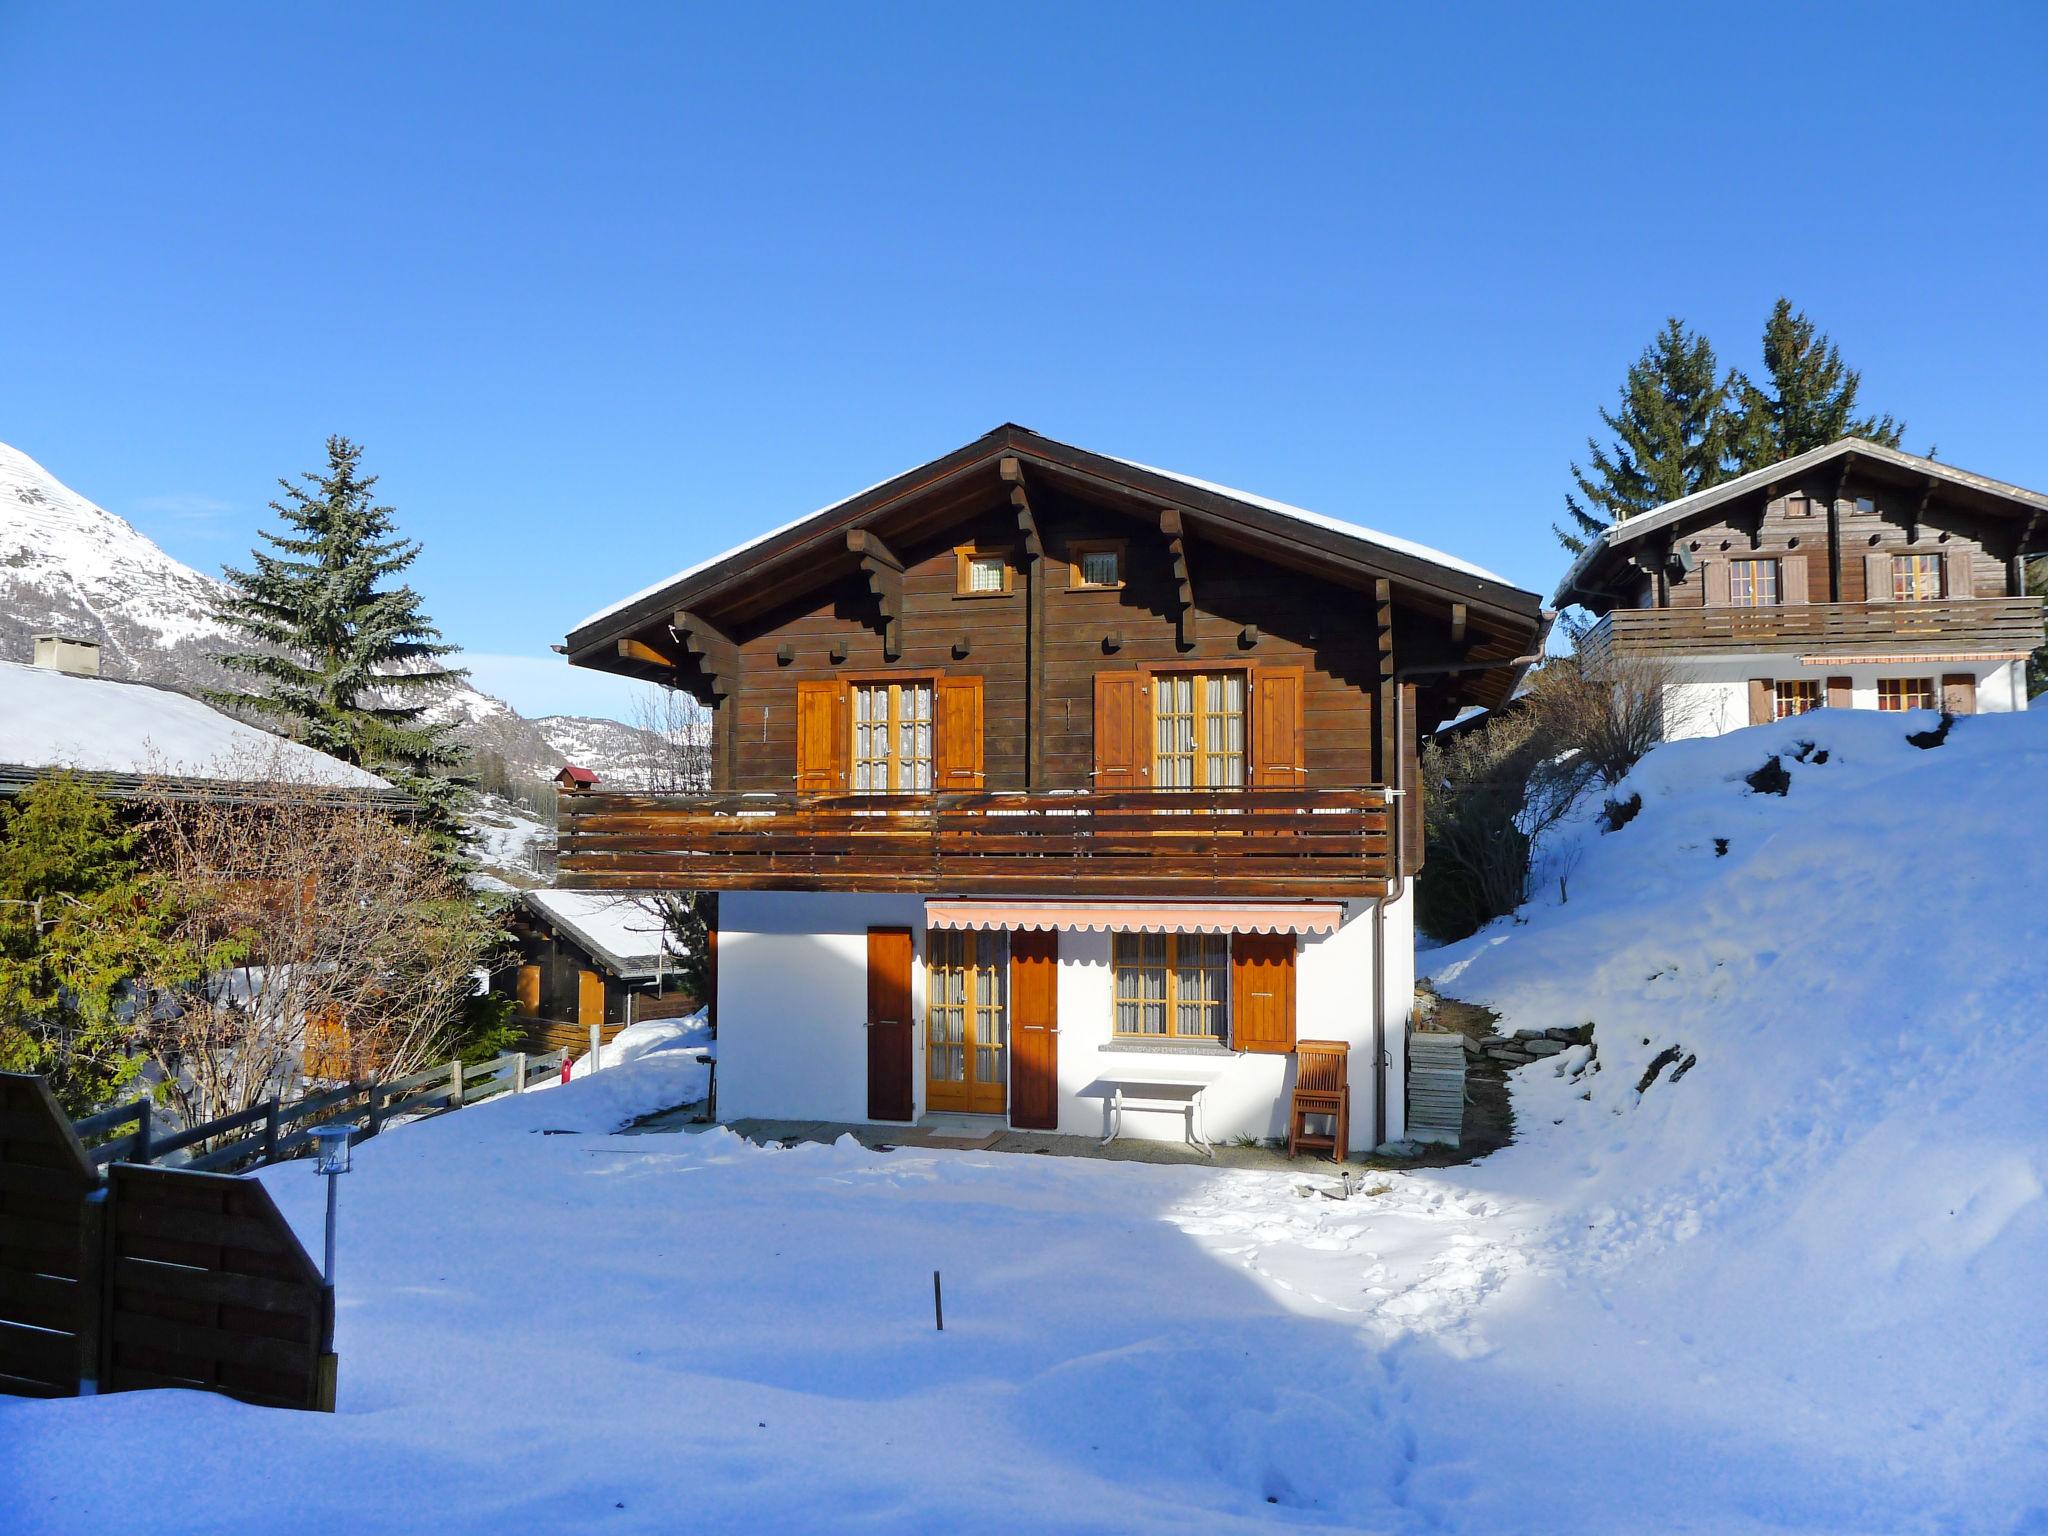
[1068,539,1125,590]
[955,547,1012,597]
[1785,495,1814,518]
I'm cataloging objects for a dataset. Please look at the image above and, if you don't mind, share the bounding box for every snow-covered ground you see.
[5,709,2044,1534]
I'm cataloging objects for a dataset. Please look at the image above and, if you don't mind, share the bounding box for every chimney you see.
[33,635,102,678]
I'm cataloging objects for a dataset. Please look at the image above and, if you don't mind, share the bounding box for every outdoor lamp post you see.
[309,1122,357,1284]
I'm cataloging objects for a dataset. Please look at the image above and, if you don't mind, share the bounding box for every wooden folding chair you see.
[1287,1040,1351,1161]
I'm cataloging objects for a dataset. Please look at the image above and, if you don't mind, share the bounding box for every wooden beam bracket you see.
[1001,456,1044,560]
[670,609,738,698]
[846,527,905,659]
[1159,507,1195,650]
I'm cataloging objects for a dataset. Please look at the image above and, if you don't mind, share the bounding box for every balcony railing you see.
[1585,596,2043,662]
[557,786,1394,899]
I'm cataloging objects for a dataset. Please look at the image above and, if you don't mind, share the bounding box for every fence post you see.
[132,1099,153,1165]
[589,1022,602,1071]
[449,1058,464,1109]
[76,1185,108,1395]
[511,1051,527,1094]
[261,1098,280,1164]
[365,1081,384,1137]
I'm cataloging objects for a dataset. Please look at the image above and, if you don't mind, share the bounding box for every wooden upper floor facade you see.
[1559,439,2047,662]
[557,425,1546,898]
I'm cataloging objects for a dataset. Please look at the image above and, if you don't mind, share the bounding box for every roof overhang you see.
[564,424,1546,707]
[924,898,1347,935]
[1556,438,2048,610]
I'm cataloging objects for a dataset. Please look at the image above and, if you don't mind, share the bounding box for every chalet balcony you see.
[556,786,1395,900]
[1584,596,2044,663]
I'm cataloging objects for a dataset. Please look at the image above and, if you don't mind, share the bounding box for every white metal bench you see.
[1093,1076,1215,1157]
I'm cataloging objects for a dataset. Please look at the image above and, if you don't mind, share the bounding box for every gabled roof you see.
[1556,438,2048,607]
[567,423,1543,659]
[523,888,676,981]
[556,765,599,785]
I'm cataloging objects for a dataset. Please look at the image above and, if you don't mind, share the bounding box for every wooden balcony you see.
[1585,596,2043,662]
[557,787,1395,899]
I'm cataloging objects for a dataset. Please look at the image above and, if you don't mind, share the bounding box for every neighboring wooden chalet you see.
[554,424,1544,1153]
[498,888,695,1053]
[1557,439,2046,735]
[554,765,600,792]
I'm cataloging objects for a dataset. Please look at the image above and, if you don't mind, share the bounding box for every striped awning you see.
[923,900,1344,935]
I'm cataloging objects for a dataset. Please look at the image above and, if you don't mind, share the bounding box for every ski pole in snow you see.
[933,1270,944,1332]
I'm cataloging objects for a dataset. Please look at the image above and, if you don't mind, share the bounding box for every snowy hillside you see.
[1424,706,2048,1525]
[0,440,666,787]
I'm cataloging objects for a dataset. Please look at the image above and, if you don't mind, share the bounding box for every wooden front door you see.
[1009,929,1059,1130]
[866,927,914,1122]
[924,929,1007,1115]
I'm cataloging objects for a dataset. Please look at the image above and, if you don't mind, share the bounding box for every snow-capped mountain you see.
[0,440,667,789]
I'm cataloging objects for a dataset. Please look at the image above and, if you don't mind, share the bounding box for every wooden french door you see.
[1009,929,1059,1130]
[925,929,1007,1115]
[866,927,914,1122]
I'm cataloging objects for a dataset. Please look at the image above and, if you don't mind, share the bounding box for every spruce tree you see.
[1556,319,1735,554]
[211,436,472,844]
[1730,298,1905,471]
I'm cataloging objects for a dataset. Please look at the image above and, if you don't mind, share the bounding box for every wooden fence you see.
[1,1047,572,1413]
[69,1048,571,1176]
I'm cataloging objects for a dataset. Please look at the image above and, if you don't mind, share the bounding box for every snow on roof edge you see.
[570,432,1532,640]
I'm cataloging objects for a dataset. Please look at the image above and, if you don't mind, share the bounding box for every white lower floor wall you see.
[1661,656,2027,739]
[714,887,1414,1153]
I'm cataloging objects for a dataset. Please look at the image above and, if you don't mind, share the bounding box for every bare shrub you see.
[135,747,498,1129]
[632,686,713,794]
[1419,644,1686,942]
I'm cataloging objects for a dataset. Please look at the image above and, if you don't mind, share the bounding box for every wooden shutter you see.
[935,675,984,790]
[1945,550,1974,599]
[1942,673,1977,715]
[1864,552,1893,603]
[1702,558,1730,607]
[577,970,605,1027]
[1398,681,1423,873]
[1250,666,1305,787]
[1093,671,1143,789]
[516,964,540,1014]
[1747,678,1774,726]
[794,679,846,792]
[1781,553,1809,605]
[1231,932,1296,1055]
[1826,675,1853,709]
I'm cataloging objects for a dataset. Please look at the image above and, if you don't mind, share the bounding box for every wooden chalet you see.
[498,888,695,1054]
[557,425,1544,1152]
[1558,439,2046,734]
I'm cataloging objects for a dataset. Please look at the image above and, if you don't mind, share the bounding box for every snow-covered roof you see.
[524,888,678,979]
[0,661,391,790]
[572,425,1532,639]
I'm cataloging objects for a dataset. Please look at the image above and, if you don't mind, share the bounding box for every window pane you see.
[854,685,887,791]
[1774,680,1820,719]
[1731,559,1777,607]
[1079,549,1119,586]
[1203,673,1246,788]
[899,683,933,791]
[1155,675,1194,788]
[969,555,1005,592]
[1877,677,1936,711]
[1892,554,1941,602]
[1113,932,1168,1035]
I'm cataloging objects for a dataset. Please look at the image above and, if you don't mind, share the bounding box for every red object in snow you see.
[561,1053,573,1085]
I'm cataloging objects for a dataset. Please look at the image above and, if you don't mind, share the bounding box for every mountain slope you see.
[0,441,664,788]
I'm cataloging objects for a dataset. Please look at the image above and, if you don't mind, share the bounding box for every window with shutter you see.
[1942,673,1977,715]
[851,680,933,792]
[1152,670,1246,788]
[1111,933,1228,1042]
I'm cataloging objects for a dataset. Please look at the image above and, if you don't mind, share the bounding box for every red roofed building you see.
[554,765,600,791]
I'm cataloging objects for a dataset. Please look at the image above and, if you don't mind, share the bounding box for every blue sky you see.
[3,2,2043,721]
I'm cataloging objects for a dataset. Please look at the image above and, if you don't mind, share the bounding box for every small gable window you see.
[1068,539,1125,590]
[955,547,1012,597]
